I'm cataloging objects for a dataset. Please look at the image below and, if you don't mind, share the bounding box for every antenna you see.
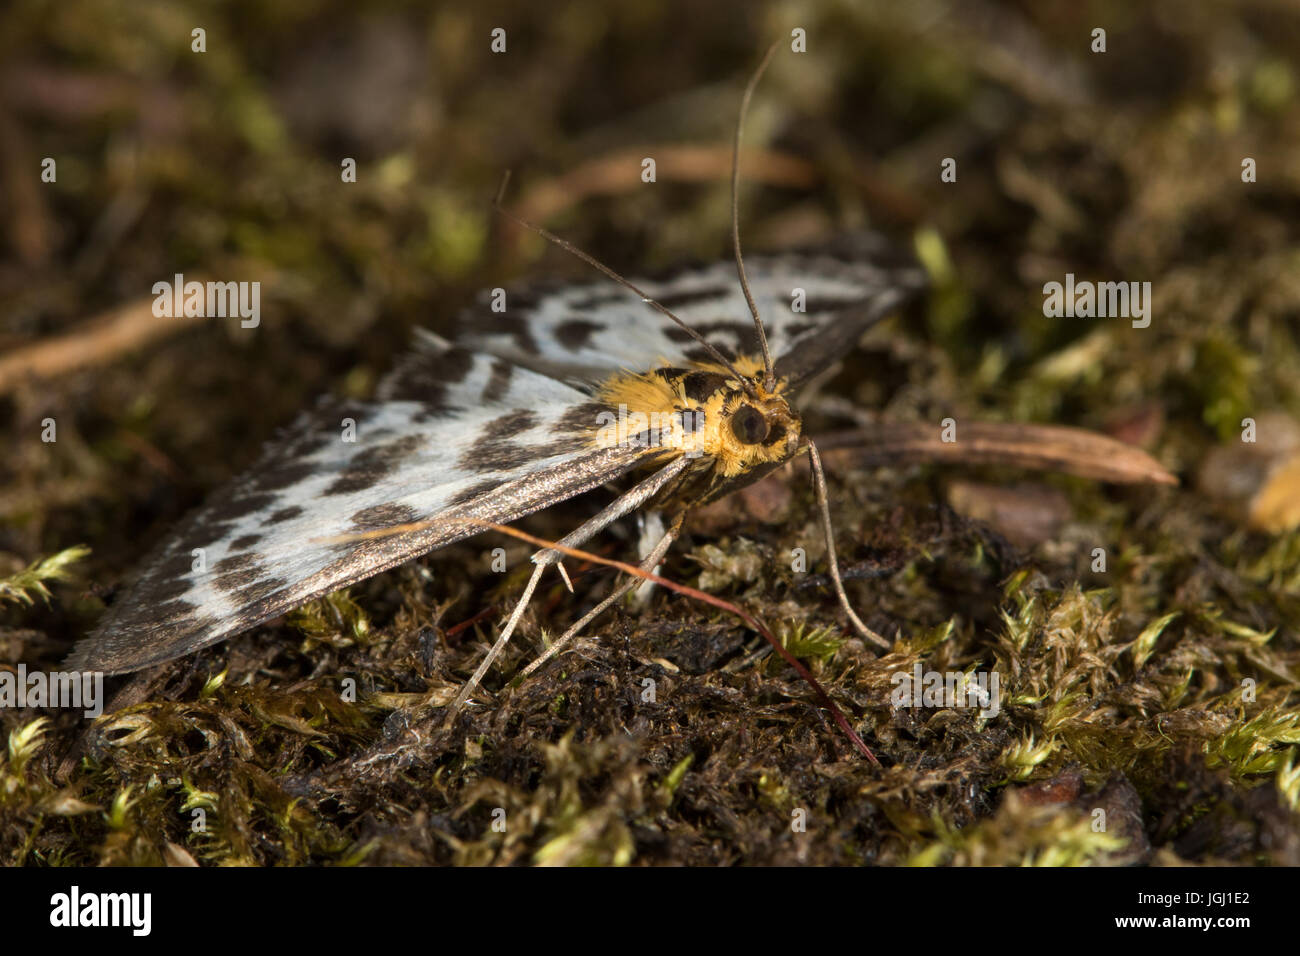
[732,39,782,392]
[492,172,759,397]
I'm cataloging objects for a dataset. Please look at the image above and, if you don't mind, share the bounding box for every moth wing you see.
[67,340,646,674]
[458,232,926,389]
[764,233,929,388]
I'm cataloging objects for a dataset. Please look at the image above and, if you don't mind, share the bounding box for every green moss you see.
[907,797,1128,867]
[0,546,90,608]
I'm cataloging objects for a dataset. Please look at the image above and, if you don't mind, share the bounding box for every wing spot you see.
[207,492,280,524]
[554,319,603,350]
[269,505,303,524]
[486,409,538,438]
[212,553,267,595]
[252,462,318,494]
[379,345,475,408]
[481,360,514,403]
[457,410,554,473]
[802,296,872,314]
[349,502,420,533]
[472,312,539,356]
[549,401,611,437]
[324,434,427,496]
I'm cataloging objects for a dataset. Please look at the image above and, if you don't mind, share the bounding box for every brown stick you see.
[510,146,817,227]
[814,421,1178,486]
[0,288,211,393]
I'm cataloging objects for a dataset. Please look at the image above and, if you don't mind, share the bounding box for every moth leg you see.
[448,562,547,715]
[806,439,892,651]
[515,511,685,685]
[532,456,690,573]
[448,456,690,715]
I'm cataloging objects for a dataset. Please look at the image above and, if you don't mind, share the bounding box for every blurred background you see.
[2,0,1300,865]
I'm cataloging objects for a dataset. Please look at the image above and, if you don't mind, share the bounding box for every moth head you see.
[657,358,801,475]
[720,390,801,467]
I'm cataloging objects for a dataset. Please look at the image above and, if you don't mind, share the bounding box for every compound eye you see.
[730,405,769,445]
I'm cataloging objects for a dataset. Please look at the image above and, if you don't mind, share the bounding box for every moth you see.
[64,45,909,696]
[66,214,925,681]
[63,47,1165,718]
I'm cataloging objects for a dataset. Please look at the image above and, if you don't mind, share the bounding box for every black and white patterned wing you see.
[67,337,645,674]
[458,232,926,389]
